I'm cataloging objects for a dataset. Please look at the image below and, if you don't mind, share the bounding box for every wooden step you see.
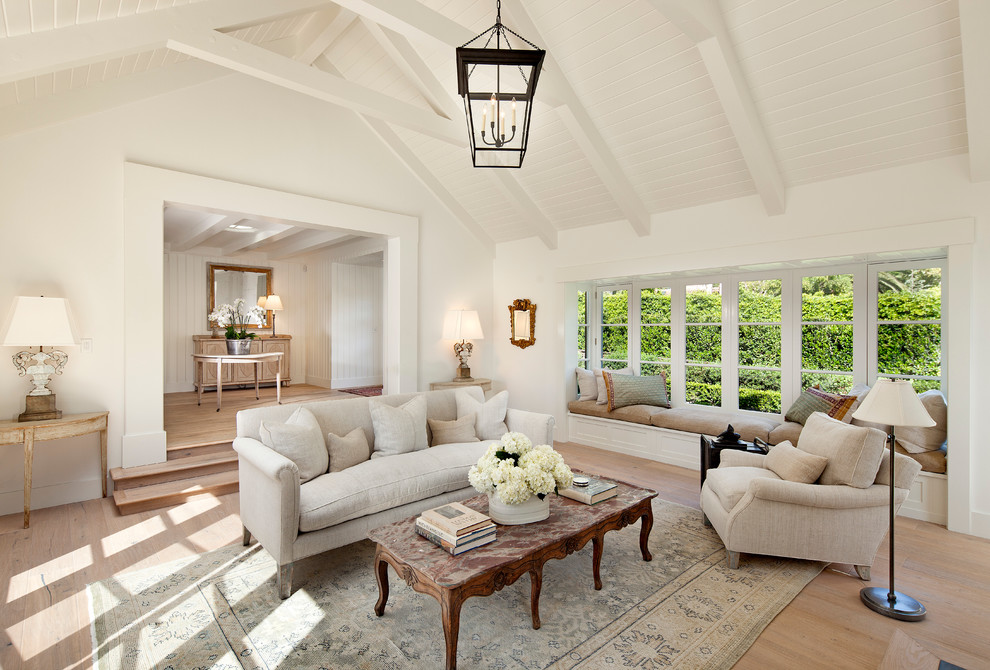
[166,439,235,461]
[112,470,240,516]
[111,451,238,491]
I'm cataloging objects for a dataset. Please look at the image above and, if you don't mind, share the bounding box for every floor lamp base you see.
[861,586,926,621]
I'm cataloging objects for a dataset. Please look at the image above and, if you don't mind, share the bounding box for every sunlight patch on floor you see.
[166,496,221,525]
[101,516,167,558]
[8,544,92,603]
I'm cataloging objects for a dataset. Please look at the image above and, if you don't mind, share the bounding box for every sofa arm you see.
[233,437,301,564]
[749,478,894,509]
[719,450,767,468]
[506,408,555,445]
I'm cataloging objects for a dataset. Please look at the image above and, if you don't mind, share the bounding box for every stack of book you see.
[558,476,619,505]
[416,501,496,555]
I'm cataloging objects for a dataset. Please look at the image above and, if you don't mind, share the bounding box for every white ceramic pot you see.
[487,492,550,525]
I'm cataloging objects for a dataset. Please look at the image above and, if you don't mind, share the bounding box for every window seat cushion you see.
[567,399,665,425]
[651,408,777,443]
[895,443,946,474]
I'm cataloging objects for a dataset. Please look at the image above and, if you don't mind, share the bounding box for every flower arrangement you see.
[469,432,574,505]
[209,298,265,339]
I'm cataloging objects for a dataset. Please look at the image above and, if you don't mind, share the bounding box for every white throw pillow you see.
[575,367,598,401]
[456,389,509,440]
[596,367,631,405]
[258,407,328,483]
[327,427,371,472]
[369,395,428,458]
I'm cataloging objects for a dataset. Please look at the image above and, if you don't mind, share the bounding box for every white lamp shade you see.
[442,310,483,340]
[1,296,79,347]
[257,296,268,309]
[851,379,936,428]
[264,295,284,311]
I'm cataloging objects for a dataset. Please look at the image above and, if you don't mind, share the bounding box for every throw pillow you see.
[806,386,857,421]
[327,427,371,472]
[596,367,631,405]
[428,413,480,446]
[783,388,833,425]
[603,371,669,411]
[575,367,598,401]
[765,440,829,484]
[369,395,428,458]
[258,407,328,483]
[895,390,947,453]
[796,412,886,488]
[456,389,509,440]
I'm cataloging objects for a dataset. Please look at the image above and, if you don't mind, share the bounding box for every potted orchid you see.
[468,432,574,525]
[209,298,265,354]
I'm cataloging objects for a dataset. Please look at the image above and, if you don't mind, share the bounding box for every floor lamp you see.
[851,378,935,621]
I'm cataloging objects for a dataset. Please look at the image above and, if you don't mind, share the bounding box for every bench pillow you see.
[429,413,480,446]
[603,371,669,411]
[259,407,328,483]
[596,367,631,405]
[369,395,428,458]
[783,388,834,425]
[806,386,857,421]
[895,390,947,453]
[575,367,599,401]
[765,440,828,484]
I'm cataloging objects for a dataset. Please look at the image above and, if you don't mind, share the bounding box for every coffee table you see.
[367,479,657,670]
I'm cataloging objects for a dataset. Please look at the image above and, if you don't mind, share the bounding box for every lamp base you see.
[860,587,926,621]
[19,394,62,422]
[454,366,474,382]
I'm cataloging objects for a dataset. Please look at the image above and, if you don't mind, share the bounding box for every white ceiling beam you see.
[222,225,292,256]
[235,226,301,254]
[331,0,474,49]
[167,28,465,146]
[491,172,558,250]
[501,0,651,237]
[313,235,386,263]
[296,8,357,65]
[0,0,333,85]
[959,0,990,182]
[268,230,353,259]
[170,214,240,252]
[648,0,786,215]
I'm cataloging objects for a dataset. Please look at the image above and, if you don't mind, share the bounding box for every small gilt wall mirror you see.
[508,299,536,349]
[208,263,272,330]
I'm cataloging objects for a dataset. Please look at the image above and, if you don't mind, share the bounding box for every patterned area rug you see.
[88,501,824,669]
[340,385,383,397]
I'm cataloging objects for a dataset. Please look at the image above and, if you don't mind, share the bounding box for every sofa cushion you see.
[258,407,327,483]
[298,441,491,532]
[327,427,371,473]
[765,440,828,484]
[369,395,428,458]
[596,367,631,404]
[797,412,886,488]
[783,388,834,425]
[576,367,598,401]
[429,413,480,446]
[603,371,669,411]
[895,390,947,453]
[456,389,508,440]
[651,408,777,443]
[704,466,781,512]
[567,399,665,425]
[768,420,803,445]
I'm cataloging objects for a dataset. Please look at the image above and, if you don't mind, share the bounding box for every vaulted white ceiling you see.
[1,0,984,259]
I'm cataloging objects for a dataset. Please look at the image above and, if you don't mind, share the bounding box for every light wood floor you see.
[2,418,988,668]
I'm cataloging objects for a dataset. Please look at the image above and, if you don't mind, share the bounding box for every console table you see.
[429,377,492,392]
[193,353,283,411]
[0,412,108,528]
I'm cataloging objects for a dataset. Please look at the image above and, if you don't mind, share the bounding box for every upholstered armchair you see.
[700,412,922,580]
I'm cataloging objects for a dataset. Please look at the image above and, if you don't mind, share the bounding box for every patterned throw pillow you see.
[603,372,670,411]
[596,367,631,405]
[783,388,834,425]
[806,386,857,421]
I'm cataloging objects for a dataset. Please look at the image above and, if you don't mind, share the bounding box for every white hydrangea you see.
[469,433,574,505]
[499,432,532,456]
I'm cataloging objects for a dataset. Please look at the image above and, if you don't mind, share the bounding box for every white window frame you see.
[734,272,787,416]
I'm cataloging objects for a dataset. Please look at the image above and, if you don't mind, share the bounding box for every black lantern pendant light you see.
[456,0,545,168]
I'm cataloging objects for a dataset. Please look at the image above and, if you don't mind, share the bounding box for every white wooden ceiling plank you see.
[636,148,750,183]
[170,213,237,252]
[167,28,464,145]
[76,0,99,24]
[646,165,754,193]
[118,51,139,75]
[4,1,31,36]
[0,82,16,107]
[118,0,140,18]
[51,68,72,97]
[222,225,293,256]
[552,22,687,84]
[34,72,53,99]
[331,0,475,49]
[0,0,334,84]
[594,87,721,128]
[132,49,152,73]
[724,0,855,52]
[54,0,78,28]
[651,181,755,211]
[959,0,990,181]
[619,123,736,166]
[296,8,355,65]
[84,60,105,86]
[102,55,123,80]
[30,1,56,32]
[577,56,711,111]
[98,0,121,22]
[786,135,969,184]
[490,171,558,250]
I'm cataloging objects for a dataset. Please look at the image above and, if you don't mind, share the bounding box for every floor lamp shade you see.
[850,378,934,621]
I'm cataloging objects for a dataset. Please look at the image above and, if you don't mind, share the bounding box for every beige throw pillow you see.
[796,412,886,488]
[327,427,371,472]
[369,395,428,458]
[895,390,947,453]
[596,367,631,405]
[575,367,598,401]
[258,407,328,483]
[428,413,480,446]
[765,440,828,484]
[456,389,509,440]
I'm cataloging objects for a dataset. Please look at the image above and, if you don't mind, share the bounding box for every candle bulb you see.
[490,94,496,124]
[500,110,505,136]
[512,97,516,126]
[481,105,487,133]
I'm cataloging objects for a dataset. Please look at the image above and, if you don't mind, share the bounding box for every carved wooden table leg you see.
[530,567,543,629]
[592,534,604,590]
[440,588,463,670]
[639,503,654,561]
[373,552,390,616]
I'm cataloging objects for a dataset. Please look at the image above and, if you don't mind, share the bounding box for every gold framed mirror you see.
[208,264,272,329]
[508,299,536,349]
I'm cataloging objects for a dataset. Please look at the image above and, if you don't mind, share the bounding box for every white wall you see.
[163,251,307,393]
[330,262,384,389]
[0,73,493,516]
[493,154,990,538]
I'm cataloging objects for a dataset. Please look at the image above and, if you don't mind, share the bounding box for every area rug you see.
[340,385,383,397]
[88,500,824,669]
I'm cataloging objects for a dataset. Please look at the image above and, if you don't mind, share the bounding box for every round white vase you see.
[487,493,550,525]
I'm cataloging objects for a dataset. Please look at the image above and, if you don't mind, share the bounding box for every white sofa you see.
[233,386,554,598]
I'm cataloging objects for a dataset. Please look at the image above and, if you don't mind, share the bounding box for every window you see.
[639,286,671,394]
[577,289,588,369]
[600,288,629,370]
[801,274,854,393]
[874,265,942,392]
[685,283,722,406]
[738,279,782,412]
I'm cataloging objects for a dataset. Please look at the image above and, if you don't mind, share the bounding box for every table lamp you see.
[851,378,935,621]
[265,295,283,336]
[442,310,483,381]
[2,296,79,421]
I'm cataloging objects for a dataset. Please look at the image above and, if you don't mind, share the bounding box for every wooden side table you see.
[699,435,767,488]
[0,412,109,528]
[429,377,492,392]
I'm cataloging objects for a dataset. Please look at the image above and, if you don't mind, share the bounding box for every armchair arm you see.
[749,478,892,509]
[719,450,767,468]
[506,408,556,446]
[233,437,301,564]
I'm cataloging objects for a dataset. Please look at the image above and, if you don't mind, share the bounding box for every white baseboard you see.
[331,376,382,389]
[970,511,990,539]
[0,479,103,517]
[307,376,332,389]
